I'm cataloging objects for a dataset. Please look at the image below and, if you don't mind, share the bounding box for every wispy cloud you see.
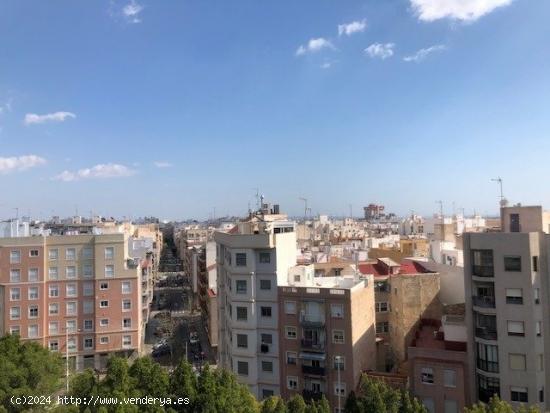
[365,43,395,60]
[53,163,136,182]
[154,161,173,168]
[296,38,334,56]
[320,62,332,69]
[338,19,367,36]
[0,155,46,174]
[24,111,76,125]
[410,0,513,22]
[0,98,12,115]
[122,0,144,23]
[403,44,446,62]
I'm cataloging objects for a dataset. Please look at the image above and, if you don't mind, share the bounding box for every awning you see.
[299,352,326,361]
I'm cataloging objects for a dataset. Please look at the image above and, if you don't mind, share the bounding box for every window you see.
[48,267,58,280]
[66,302,77,316]
[421,367,434,384]
[122,299,131,311]
[236,280,247,294]
[84,320,93,331]
[511,387,528,403]
[236,253,247,266]
[66,320,77,333]
[49,341,59,352]
[66,248,76,260]
[48,249,58,260]
[537,321,542,337]
[10,250,21,264]
[261,306,272,317]
[84,338,93,350]
[83,264,93,278]
[237,361,248,376]
[67,338,77,352]
[49,303,59,315]
[100,319,109,327]
[104,247,114,260]
[10,269,21,283]
[262,361,273,372]
[66,266,77,279]
[375,302,389,312]
[507,321,525,337]
[28,268,39,282]
[29,249,39,257]
[286,351,297,365]
[376,322,389,334]
[100,282,109,290]
[236,306,247,321]
[28,325,38,338]
[83,301,94,314]
[472,250,494,276]
[509,213,520,232]
[236,334,248,348]
[83,282,94,296]
[261,333,273,344]
[332,330,344,344]
[262,389,274,399]
[504,256,522,272]
[122,335,132,347]
[334,356,345,370]
[10,288,20,301]
[285,301,296,314]
[100,300,109,308]
[285,326,297,339]
[10,306,21,320]
[105,265,114,278]
[100,336,109,344]
[122,281,131,294]
[331,304,344,318]
[287,376,298,390]
[259,252,271,263]
[477,342,499,373]
[123,318,132,329]
[28,305,38,318]
[49,285,59,297]
[533,256,539,272]
[535,288,540,304]
[294,275,301,282]
[509,354,527,371]
[444,370,456,387]
[444,400,458,413]
[49,322,59,334]
[66,283,77,297]
[506,288,523,304]
[83,247,93,259]
[10,326,20,335]
[260,279,272,290]
[28,287,39,300]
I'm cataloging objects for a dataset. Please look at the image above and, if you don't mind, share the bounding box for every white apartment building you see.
[464,205,550,410]
[215,208,297,399]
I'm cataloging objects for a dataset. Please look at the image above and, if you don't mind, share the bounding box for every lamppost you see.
[335,355,343,413]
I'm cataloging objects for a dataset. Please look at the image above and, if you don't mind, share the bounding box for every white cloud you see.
[0,155,46,174]
[410,0,513,22]
[296,38,334,56]
[154,161,173,168]
[122,0,144,23]
[403,44,446,62]
[54,163,136,182]
[320,62,332,69]
[365,43,395,59]
[24,111,76,125]
[338,19,367,36]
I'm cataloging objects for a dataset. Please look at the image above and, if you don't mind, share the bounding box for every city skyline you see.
[2,0,550,220]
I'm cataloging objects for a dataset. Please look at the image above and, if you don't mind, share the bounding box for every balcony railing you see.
[302,365,326,376]
[301,339,325,351]
[472,295,496,308]
[302,390,324,401]
[472,265,494,278]
[475,327,497,341]
[300,312,325,327]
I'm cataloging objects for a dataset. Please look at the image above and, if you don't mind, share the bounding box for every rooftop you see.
[358,258,434,277]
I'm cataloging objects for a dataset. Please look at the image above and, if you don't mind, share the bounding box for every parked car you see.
[152,344,171,357]
[153,338,169,350]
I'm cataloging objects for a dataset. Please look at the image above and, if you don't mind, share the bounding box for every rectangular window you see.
[376,322,389,334]
[100,282,109,290]
[10,288,20,301]
[504,256,522,272]
[10,269,21,283]
[28,325,38,338]
[122,299,131,311]
[9,326,20,335]
[28,287,39,300]
[236,280,247,294]
[123,318,132,329]
[10,250,21,264]
[48,249,58,260]
[511,387,528,403]
[334,356,345,370]
[285,326,297,339]
[535,288,540,304]
[509,354,527,371]
[537,321,542,337]
[261,306,272,317]
[28,305,38,318]
[83,264,93,278]
[236,306,247,321]
[66,284,77,297]
[287,376,298,390]
[331,304,344,318]
[67,337,77,352]
[10,306,21,320]
[122,281,131,294]
[84,338,93,350]
[100,319,109,327]
[375,302,389,312]
[66,248,76,261]
[235,253,247,266]
[421,367,434,384]
[262,361,273,372]
[48,267,58,280]
[82,247,93,259]
[285,301,296,314]
[259,252,271,263]
[260,279,272,290]
[49,303,59,315]
[100,300,109,308]
[533,256,539,272]
[287,351,297,365]
[83,319,93,331]
[332,330,344,344]
[49,285,59,297]
[237,361,249,376]
[49,322,59,334]
[236,334,248,348]
[83,282,94,296]
[66,302,77,316]
[83,301,94,314]
[105,247,114,260]
[28,268,39,282]
[444,370,456,387]
[105,265,115,278]
[100,336,109,344]
[49,341,59,352]
[471,250,494,277]
[66,320,77,333]
[506,288,523,304]
[507,321,525,337]
[29,249,39,257]
[122,335,132,347]
[66,266,77,279]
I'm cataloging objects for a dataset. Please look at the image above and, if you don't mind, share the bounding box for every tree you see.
[170,360,197,412]
[286,395,306,413]
[465,396,540,413]
[70,369,100,401]
[129,357,169,397]
[261,396,287,413]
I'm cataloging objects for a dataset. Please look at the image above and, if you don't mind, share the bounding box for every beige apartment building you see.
[0,234,142,371]
[464,205,550,410]
[278,265,376,410]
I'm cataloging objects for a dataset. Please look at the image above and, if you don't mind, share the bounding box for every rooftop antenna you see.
[436,201,443,220]
[252,188,260,210]
[491,177,507,207]
[299,197,308,221]
[14,207,19,220]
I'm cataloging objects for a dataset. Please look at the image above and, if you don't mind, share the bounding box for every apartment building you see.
[0,233,141,371]
[464,205,550,410]
[278,265,376,411]
[215,206,297,399]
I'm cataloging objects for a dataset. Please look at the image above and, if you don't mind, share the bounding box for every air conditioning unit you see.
[261,344,269,353]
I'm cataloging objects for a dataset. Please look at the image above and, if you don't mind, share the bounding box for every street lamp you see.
[335,355,343,413]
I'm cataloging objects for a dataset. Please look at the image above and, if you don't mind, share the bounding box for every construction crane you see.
[299,197,308,221]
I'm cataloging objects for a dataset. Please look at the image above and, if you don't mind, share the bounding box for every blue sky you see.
[1,0,549,220]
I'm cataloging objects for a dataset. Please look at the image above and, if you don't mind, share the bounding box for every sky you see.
[1,0,550,221]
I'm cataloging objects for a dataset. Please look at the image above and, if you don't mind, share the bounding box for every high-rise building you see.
[464,205,550,410]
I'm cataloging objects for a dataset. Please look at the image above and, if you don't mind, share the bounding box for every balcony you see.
[300,312,325,328]
[302,365,326,376]
[302,390,324,401]
[472,265,494,278]
[475,327,497,341]
[472,295,496,308]
[301,339,325,351]
[476,359,499,374]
